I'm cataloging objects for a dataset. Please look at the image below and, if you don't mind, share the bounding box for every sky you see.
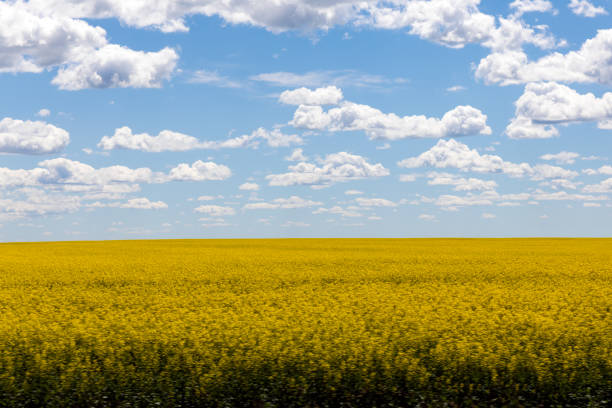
[0,0,611,241]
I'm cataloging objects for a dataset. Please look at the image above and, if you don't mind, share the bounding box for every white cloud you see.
[583,202,601,207]
[568,0,607,17]
[187,70,242,88]
[285,148,308,162]
[36,109,51,117]
[0,2,106,74]
[446,85,466,92]
[313,206,363,217]
[244,196,322,210]
[291,101,491,140]
[509,0,555,16]
[362,1,558,51]
[198,195,223,201]
[418,214,437,221]
[194,205,236,217]
[355,197,397,207]
[433,191,531,210]
[89,197,168,210]
[345,189,363,195]
[506,83,612,139]
[121,198,167,209]
[239,182,259,191]
[22,0,558,53]
[481,212,496,219]
[583,178,612,193]
[0,189,81,221]
[476,29,612,86]
[266,152,389,187]
[0,117,69,154]
[52,44,178,90]
[398,139,578,180]
[427,172,497,191]
[532,190,607,201]
[0,2,178,89]
[98,126,301,152]
[540,152,580,165]
[279,86,343,105]
[167,161,232,182]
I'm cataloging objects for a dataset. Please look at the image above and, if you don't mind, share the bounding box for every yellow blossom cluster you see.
[0,239,610,406]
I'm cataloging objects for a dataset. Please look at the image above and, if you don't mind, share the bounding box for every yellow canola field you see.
[0,239,610,407]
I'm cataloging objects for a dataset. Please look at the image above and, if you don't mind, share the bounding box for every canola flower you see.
[0,238,610,407]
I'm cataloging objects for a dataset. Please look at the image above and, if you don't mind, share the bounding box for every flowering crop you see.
[0,239,610,406]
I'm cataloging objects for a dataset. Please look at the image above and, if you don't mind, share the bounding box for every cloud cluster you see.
[98,127,301,152]
[194,205,236,217]
[0,2,177,89]
[476,29,612,86]
[289,88,491,140]
[427,172,497,191]
[20,0,556,52]
[568,0,607,17]
[506,82,612,138]
[279,86,343,105]
[0,118,69,154]
[398,139,578,180]
[509,0,555,17]
[244,196,322,210]
[266,152,389,187]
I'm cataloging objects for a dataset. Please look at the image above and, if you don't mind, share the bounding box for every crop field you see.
[0,239,610,407]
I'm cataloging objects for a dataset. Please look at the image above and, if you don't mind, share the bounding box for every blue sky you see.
[1,0,611,241]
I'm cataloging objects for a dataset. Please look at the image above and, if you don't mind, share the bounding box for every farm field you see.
[0,239,610,407]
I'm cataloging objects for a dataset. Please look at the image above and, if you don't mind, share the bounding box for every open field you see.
[0,239,610,407]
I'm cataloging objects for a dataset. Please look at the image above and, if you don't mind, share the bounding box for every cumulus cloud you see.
[532,190,608,201]
[52,45,178,90]
[361,0,558,51]
[313,206,363,217]
[355,197,397,207]
[239,182,259,191]
[167,161,232,182]
[509,0,555,16]
[244,196,322,210]
[89,197,168,209]
[279,86,343,105]
[506,82,612,138]
[476,29,612,86]
[427,172,497,191]
[0,189,81,221]
[568,0,607,17]
[266,152,389,187]
[0,117,69,154]
[290,100,491,140]
[98,126,301,152]
[583,178,612,193]
[0,2,177,89]
[540,152,580,165]
[0,157,230,219]
[398,139,578,180]
[21,0,557,53]
[285,148,308,162]
[194,205,236,217]
[36,109,51,117]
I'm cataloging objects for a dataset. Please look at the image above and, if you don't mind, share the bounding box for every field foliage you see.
[0,239,610,407]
